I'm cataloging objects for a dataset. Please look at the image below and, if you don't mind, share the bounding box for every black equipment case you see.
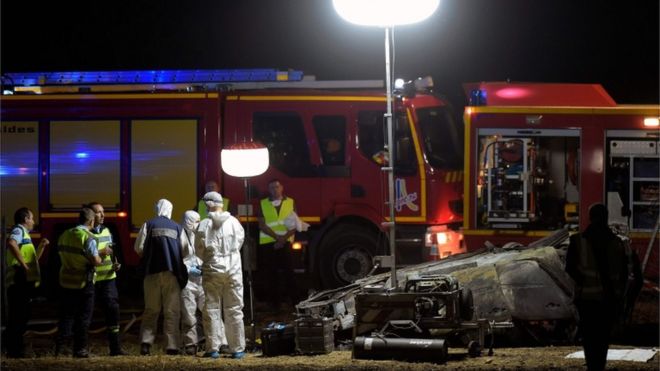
[261,323,295,356]
[295,317,334,354]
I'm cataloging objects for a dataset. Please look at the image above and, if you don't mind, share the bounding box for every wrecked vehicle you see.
[297,228,579,345]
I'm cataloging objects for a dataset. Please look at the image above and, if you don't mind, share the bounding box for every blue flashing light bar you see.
[4,69,304,86]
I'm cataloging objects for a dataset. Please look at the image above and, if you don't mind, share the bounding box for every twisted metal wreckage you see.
[295,227,652,349]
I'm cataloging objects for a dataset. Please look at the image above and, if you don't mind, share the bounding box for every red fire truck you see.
[0,69,464,288]
[461,82,660,283]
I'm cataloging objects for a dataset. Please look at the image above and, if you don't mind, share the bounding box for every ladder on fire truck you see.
[1,69,383,94]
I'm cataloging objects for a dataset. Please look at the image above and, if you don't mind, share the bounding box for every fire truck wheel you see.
[318,225,380,288]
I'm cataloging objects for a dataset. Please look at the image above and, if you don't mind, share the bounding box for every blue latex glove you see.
[189,266,202,277]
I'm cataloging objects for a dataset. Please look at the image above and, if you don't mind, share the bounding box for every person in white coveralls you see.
[179,210,207,355]
[195,192,246,359]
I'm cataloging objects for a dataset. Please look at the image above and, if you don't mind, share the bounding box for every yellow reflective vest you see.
[58,227,94,289]
[259,197,294,245]
[198,197,230,220]
[93,226,116,282]
[5,225,40,287]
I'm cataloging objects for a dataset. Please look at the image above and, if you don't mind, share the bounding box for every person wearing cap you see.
[179,210,206,355]
[134,199,188,356]
[195,191,246,359]
[197,180,230,219]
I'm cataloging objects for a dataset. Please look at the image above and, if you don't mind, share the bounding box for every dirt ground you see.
[3,277,658,370]
[2,330,659,371]
[2,344,659,370]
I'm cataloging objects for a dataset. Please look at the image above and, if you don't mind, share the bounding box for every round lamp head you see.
[333,0,440,27]
[221,141,269,178]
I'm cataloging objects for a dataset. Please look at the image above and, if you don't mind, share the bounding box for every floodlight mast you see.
[333,0,440,290]
[220,141,269,351]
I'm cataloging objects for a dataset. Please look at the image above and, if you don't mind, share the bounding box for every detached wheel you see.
[460,288,474,321]
[468,340,482,357]
[318,225,381,288]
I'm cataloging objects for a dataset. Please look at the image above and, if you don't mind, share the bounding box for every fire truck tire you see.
[460,288,475,321]
[318,225,380,288]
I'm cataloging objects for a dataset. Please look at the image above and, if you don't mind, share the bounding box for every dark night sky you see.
[1,0,658,107]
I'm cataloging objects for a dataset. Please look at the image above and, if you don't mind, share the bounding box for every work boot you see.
[109,332,128,356]
[54,338,72,357]
[140,343,151,356]
[110,347,129,356]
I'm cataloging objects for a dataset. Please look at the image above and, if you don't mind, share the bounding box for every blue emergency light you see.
[4,69,304,86]
[469,89,487,106]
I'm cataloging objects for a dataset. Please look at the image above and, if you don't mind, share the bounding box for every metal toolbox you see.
[295,317,334,354]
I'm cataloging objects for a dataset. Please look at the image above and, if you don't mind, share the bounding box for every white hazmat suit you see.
[180,210,206,350]
[195,196,246,355]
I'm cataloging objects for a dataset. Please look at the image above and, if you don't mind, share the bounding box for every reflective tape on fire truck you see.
[444,171,464,183]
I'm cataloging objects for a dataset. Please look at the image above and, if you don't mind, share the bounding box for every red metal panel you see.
[463,82,617,107]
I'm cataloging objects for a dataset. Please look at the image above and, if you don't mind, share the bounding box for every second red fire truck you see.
[461,81,659,285]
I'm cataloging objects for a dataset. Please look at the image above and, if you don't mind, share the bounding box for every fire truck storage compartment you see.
[476,129,580,230]
[605,134,659,231]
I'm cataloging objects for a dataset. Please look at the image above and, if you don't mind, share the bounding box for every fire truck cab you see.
[462,82,660,283]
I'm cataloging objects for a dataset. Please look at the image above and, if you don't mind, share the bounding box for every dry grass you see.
[2,331,658,371]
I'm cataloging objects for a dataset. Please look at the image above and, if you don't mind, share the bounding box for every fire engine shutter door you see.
[1,121,39,223]
[131,119,197,228]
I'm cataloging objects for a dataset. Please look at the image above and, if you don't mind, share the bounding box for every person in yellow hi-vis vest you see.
[566,203,629,371]
[197,180,230,219]
[56,208,102,358]
[257,179,298,310]
[5,207,49,358]
[89,202,128,356]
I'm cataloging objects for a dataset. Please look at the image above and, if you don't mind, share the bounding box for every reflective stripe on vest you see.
[5,225,40,287]
[58,227,93,289]
[93,227,116,282]
[576,237,624,301]
[198,198,230,219]
[259,197,294,245]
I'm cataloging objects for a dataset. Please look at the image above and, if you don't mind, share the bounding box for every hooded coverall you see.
[195,210,245,354]
[134,199,188,352]
[180,210,206,348]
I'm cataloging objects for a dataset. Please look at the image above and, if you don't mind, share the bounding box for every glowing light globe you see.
[221,141,269,178]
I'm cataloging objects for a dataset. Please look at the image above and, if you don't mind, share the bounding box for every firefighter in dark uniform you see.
[566,203,629,371]
[4,207,49,358]
[56,208,102,358]
[88,202,128,356]
[257,179,298,309]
